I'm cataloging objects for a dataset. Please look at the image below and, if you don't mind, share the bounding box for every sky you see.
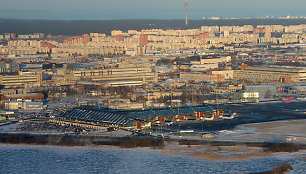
[0,0,305,20]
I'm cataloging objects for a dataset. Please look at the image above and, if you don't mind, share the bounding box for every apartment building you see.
[0,71,42,88]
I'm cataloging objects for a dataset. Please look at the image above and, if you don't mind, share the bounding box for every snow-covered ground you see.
[216,119,306,144]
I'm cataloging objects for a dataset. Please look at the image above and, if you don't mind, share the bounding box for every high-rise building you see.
[253,28,265,34]
[265,27,272,38]
[82,34,90,44]
[115,35,124,42]
[139,34,148,46]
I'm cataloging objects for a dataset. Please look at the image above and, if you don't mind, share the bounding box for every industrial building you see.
[242,85,277,99]
[0,93,44,101]
[234,66,306,83]
[0,71,42,88]
[64,67,158,87]
[58,105,215,130]
[4,100,44,111]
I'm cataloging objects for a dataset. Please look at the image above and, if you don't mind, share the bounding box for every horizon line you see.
[1,18,306,21]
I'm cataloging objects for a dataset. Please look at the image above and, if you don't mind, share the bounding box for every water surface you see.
[0,145,304,174]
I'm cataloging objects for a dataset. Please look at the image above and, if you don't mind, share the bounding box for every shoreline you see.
[1,119,305,162]
[188,152,273,161]
[0,143,166,152]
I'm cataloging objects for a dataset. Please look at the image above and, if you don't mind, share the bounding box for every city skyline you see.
[0,0,305,20]
[0,0,305,173]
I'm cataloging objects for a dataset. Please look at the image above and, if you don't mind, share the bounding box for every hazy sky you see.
[1,0,305,20]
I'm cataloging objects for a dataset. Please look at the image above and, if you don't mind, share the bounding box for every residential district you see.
[0,24,305,136]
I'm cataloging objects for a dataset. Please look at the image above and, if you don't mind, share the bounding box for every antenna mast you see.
[185,0,188,25]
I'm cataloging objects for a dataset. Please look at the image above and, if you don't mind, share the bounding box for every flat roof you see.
[3,93,43,97]
[60,105,214,125]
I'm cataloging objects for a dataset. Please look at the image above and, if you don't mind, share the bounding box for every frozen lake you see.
[0,145,305,174]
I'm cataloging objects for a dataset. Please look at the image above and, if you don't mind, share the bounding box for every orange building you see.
[82,34,90,44]
[63,34,90,45]
[139,34,148,46]
[115,35,124,42]
[253,28,265,34]
[40,41,54,48]
[194,32,209,39]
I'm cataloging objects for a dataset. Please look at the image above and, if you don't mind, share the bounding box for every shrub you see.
[264,143,301,152]
[119,137,164,148]
[251,162,293,174]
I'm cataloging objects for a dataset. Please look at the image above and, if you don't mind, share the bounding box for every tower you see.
[185,0,188,25]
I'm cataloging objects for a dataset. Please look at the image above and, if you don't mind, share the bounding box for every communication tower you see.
[185,0,188,25]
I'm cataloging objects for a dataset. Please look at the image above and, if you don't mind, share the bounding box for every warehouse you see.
[58,105,214,130]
